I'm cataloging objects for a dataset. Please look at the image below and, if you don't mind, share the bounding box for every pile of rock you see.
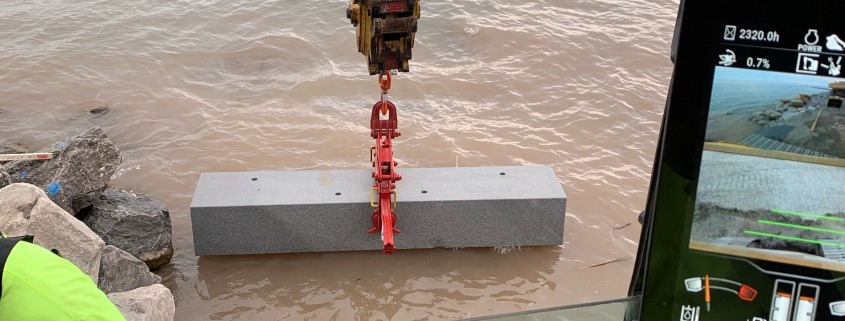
[749,108,787,125]
[749,93,823,127]
[0,127,174,321]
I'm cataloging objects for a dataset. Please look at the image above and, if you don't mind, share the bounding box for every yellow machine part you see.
[347,0,420,75]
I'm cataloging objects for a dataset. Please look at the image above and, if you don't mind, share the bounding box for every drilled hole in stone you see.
[335,192,342,196]
[500,172,506,175]
[421,190,428,194]
[251,178,258,181]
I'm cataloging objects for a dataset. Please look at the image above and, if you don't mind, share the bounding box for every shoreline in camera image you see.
[690,67,845,271]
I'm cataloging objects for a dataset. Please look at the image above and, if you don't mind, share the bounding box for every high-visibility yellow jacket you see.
[0,236,126,320]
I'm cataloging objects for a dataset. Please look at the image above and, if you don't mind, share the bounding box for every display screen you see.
[675,23,845,321]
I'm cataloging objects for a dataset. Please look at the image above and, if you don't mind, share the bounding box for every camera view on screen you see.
[690,67,845,271]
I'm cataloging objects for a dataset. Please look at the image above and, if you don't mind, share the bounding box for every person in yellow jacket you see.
[0,233,126,320]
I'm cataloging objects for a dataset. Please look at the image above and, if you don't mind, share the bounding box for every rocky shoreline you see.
[744,91,845,157]
[747,92,823,128]
[0,127,174,321]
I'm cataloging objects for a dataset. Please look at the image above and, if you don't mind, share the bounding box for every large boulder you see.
[764,109,783,120]
[0,167,10,189]
[99,245,162,294]
[83,189,173,269]
[4,127,122,214]
[108,284,175,321]
[0,183,105,282]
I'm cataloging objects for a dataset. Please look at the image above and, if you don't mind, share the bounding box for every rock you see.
[748,237,822,256]
[99,245,162,294]
[0,167,10,189]
[750,109,785,124]
[763,109,782,120]
[789,99,805,107]
[89,106,110,115]
[138,245,174,270]
[779,98,791,104]
[781,110,802,122]
[0,183,105,282]
[108,284,175,321]
[4,127,122,214]
[84,189,173,269]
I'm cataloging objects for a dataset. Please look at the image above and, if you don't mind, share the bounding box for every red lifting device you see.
[347,0,419,254]
[368,72,402,254]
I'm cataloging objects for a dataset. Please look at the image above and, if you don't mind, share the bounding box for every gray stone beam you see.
[190,166,566,255]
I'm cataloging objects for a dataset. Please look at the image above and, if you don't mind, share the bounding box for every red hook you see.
[379,71,392,115]
[379,72,391,93]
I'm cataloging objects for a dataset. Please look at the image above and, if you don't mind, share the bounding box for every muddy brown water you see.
[0,0,678,319]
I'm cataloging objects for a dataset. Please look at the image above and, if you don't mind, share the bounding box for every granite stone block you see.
[190,166,566,255]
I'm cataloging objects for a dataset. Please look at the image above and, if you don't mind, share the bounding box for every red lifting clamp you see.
[368,95,402,254]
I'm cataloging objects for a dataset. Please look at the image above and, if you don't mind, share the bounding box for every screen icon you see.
[796,53,820,74]
[805,29,820,45]
[771,280,795,321]
[830,300,845,316]
[793,284,819,321]
[826,34,845,51]
[680,305,700,321]
[719,49,737,66]
[799,29,823,52]
[821,56,842,76]
[724,25,737,41]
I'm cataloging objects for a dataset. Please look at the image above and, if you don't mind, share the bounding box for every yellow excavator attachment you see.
[347,0,420,75]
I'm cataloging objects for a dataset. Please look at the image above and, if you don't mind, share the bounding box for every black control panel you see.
[635,1,845,320]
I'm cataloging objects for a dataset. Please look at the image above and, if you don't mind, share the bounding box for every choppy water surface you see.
[0,0,678,319]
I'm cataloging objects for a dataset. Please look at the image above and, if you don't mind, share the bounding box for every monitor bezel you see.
[633,1,845,319]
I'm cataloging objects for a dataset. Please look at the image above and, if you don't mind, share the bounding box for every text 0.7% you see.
[746,57,771,69]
